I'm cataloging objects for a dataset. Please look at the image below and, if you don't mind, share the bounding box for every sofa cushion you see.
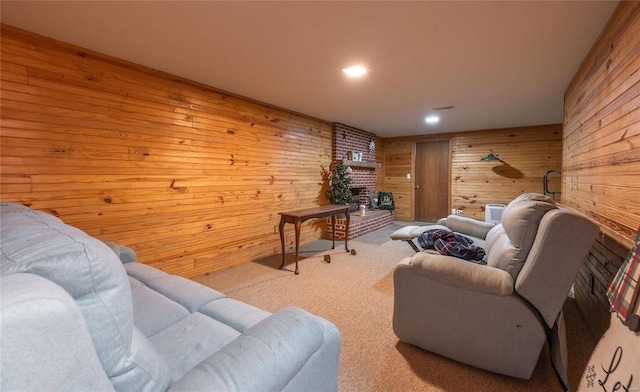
[168,307,328,392]
[124,261,272,380]
[501,193,557,247]
[149,313,242,382]
[125,262,226,313]
[0,203,171,392]
[485,194,557,278]
[200,298,271,333]
[485,225,518,276]
[129,279,190,337]
[112,328,173,391]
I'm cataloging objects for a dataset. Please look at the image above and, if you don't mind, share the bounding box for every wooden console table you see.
[279,204,351,274]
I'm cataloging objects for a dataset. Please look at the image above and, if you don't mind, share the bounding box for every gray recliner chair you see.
[392,193,598,390]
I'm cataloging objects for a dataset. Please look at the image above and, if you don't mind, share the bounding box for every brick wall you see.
[574,233,630,339]
[325,210,394,240]
[332,123,378,207]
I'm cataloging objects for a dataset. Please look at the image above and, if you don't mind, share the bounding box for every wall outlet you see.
[406,173,411,179]
[451,208,456,215]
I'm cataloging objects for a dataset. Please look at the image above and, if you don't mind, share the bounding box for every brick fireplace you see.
[348,186,366,212]
[332,123,378,208]
[325,123,393,240]
[325,209,394,240]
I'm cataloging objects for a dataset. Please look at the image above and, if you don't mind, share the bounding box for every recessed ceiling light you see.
[425,115,440,124]
[342,65,368,77]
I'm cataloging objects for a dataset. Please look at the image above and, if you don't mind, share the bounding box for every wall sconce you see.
[480,152,503,162]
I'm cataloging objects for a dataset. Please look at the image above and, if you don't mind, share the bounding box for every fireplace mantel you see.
[343,160,381,169]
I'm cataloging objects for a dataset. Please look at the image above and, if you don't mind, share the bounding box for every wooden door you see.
[415,141,449,222]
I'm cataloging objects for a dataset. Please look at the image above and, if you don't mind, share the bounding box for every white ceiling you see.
[1,1,618,138]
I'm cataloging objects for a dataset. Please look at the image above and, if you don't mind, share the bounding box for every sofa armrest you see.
[1,273,115,392]
[441,215,496,240]
[168,307,341,392]
[399,252,514,296]
[104,241,137,263]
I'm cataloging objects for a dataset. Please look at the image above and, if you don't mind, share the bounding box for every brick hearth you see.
[325,209,394,240]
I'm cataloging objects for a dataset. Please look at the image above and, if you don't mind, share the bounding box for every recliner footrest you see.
[389,225,421,241]
[390,224,451,252]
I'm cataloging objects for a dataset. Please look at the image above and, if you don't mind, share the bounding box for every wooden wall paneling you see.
[384,124,562,221]
[563,3,640,130]
[0,24,332,278]
[563,2,640,245]
[451,125,562,219]
[563,45,640,147]
[562,2,640,338]
[382,140,413,221]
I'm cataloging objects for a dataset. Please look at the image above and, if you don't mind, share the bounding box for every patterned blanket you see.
[417,229,486,263]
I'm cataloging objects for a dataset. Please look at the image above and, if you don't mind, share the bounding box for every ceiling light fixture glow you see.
[342,65,368,77]
[425,115,440,124]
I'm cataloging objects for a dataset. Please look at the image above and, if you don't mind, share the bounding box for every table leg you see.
[331,214,336,250]
[294,220,301,275]
[279,216,286,270]
[345,210,351,252]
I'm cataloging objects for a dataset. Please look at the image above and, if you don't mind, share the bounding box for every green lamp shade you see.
[481,153,500,161]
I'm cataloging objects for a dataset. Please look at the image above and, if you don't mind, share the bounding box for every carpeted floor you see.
[194,223,595,391]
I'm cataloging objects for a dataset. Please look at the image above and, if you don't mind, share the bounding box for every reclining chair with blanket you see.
[392,193,599,390]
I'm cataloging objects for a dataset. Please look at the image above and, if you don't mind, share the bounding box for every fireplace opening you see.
[349,187,366,211]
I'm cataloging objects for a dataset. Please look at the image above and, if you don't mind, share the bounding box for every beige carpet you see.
[195,234,595,391]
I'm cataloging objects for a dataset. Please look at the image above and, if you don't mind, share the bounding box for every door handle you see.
[415,184,420,189]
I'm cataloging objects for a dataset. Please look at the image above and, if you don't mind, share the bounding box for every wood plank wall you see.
[383,124,562,221]
[563,2,640,338]
[382,140,414,221]
[0,24,333,279]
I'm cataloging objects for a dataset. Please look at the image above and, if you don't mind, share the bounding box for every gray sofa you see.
[392,193,598,389]
[0,202,341,391]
